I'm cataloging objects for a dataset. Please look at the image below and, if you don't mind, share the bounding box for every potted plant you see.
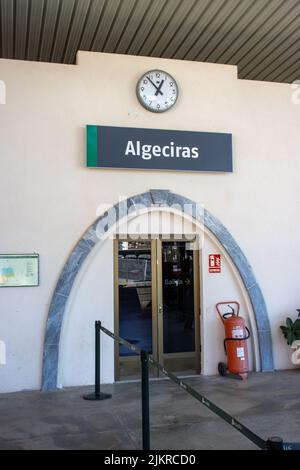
[280,309,300,366]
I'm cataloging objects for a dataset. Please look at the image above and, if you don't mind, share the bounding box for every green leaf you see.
[280,312,300,345]
[287,331,294,346]
[293,319,300,330]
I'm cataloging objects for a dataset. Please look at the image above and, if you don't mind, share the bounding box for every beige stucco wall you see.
[0,51,299,392]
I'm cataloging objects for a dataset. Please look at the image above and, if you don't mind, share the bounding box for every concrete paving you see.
[0,370,299,450]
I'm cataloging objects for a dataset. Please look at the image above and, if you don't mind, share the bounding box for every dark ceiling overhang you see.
[0,0,299,83]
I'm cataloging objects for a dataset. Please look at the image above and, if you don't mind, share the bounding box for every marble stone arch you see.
[42,189,274,390]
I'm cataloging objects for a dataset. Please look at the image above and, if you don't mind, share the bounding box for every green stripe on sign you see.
[86,125,98,167]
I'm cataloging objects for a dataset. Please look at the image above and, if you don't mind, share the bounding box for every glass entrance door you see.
[116,239,157,379]
[115,238,200,380]
[157,241,200,374]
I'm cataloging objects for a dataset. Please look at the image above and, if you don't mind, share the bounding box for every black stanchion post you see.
[141,350,150,450]
[83,321,112,401]
[266,436,284,451]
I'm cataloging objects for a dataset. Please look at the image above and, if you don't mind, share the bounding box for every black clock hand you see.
[146,76,163,96]
[155,79,165,96]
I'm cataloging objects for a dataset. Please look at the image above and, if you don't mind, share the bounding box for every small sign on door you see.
[209,254,221,273]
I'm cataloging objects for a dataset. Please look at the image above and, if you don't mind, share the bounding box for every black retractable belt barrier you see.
[83,321,112,401]
[88,321,291,451]
[100,325,150,450]
[266,437,284,451]
[148,356,267,450]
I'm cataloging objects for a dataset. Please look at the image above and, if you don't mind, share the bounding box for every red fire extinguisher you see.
[216,301,251,380]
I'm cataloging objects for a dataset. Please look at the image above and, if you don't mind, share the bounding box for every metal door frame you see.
[114,235,201,380]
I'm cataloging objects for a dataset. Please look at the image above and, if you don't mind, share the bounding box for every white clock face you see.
[136,70,178,113]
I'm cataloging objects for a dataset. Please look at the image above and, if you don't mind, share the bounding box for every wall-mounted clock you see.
[136,70,178,113]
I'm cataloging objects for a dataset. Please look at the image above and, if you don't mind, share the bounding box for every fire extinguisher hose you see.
[223,326,251,355]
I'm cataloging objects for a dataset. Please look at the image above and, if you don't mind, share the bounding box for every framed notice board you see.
[0,254,39,287]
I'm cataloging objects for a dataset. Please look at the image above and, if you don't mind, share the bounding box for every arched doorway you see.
[42,190,273,390]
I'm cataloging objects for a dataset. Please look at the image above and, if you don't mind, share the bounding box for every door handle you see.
[158,305,163,316]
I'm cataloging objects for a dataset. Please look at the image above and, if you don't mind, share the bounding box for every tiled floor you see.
[0,370,299,450]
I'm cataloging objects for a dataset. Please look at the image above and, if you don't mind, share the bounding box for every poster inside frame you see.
[0,254,39,287]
